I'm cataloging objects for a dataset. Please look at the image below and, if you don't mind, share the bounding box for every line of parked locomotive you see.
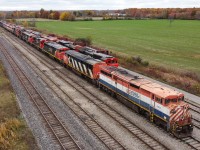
[0,21,193,137]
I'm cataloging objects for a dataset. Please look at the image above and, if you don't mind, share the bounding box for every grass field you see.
[36,20,200,73]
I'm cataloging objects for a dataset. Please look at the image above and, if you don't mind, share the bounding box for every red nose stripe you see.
[170,107,183,122]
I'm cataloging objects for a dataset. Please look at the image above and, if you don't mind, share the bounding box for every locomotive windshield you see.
[165,96,184,105]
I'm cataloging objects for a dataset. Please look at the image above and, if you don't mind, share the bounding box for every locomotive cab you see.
[58,40,82,52]
[166,96,193,137]
[79,47,118,67]
[43,42,69,61]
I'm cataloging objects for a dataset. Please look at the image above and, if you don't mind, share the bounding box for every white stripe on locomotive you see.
[71,58,75,68]
[170,107,182,121]
[78,62,84,73]
[74,60,79,70]
[88,69,93,78]
[100,74,170,118]
[83,64,87,75]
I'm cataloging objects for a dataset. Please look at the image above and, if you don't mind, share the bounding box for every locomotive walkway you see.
[120,67,200,105]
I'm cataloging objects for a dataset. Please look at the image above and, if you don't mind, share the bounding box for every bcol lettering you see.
[127,89,140,99]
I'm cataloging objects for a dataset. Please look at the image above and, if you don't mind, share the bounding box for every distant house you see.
[108,13,126,17]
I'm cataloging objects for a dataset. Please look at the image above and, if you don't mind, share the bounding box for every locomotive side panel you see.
[43,43,57,56]
[64,52,94,79]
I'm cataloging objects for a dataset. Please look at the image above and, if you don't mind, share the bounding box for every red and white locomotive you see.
[98,66,193,136]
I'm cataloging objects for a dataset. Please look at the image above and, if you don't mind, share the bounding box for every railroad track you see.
[192,118,200,130]
[181,136,200,150]
[0,37,81,150]
[184,99,200,130]
[2,28,169,150]
[176,101,200,150]
[186,100,200,114]
[185,99,200,114]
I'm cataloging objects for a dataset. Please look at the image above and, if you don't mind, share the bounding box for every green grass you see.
[36,20,200,73]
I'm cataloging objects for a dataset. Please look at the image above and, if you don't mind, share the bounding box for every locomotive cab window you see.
[155,97,162,104]
[165,99,170,105]
[172,99,177,103]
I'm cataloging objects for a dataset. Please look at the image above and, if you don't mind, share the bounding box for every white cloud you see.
[0,0,199,11]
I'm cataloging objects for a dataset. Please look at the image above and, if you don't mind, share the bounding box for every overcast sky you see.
[0,0,199,11]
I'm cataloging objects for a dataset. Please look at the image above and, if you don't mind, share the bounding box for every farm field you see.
[36,20,200,73]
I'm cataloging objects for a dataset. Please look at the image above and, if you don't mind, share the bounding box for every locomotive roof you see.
[79,47,97,53]
[36,37,46,41]
[102,66,182,98]
[58,40,75,49]
[93,53,114,59]
[141,82,182,99]
[66,50,103,65]
[80,47,114,59]
[23,32,34,36]
[42,35,57,41]
[25,29,34,33]
[31,31,41,35]
[65,44,76,49]
[58,40,73,45]
[16,26,25,31]
[15,25,23,29]
[32,34,41,38]
[45,42,67,50]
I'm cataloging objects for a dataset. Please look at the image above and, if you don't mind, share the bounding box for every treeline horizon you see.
[0,7,200,20]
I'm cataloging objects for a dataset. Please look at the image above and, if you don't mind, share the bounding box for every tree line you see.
[125,8,200,20]
[0,8,199,20]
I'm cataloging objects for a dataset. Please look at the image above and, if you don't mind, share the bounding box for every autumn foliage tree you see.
[2,8,200,20]
[124,8,200,20]
[53,11,60,20]
[0,13,5,19]
[60,12,75,21]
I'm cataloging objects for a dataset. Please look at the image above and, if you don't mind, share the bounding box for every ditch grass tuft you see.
[0,62,38,150]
